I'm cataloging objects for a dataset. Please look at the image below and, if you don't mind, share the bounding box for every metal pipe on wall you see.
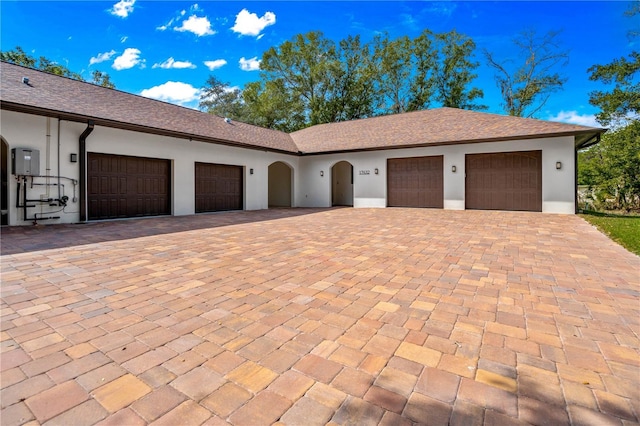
[57,119,61,202]
[46,117,51,198]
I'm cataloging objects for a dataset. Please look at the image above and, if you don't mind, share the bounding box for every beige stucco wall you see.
[296,136,576,214]
[1,110,299,226]
[1,108,577,226]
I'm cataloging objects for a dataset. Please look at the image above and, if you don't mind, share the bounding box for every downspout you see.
[79,121,94,222]
[46,118,51,202]
[57,119,61,201]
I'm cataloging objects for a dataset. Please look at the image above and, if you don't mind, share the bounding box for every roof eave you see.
[299,129,607,155]
[1,101,300,156]
[575,129,606,150]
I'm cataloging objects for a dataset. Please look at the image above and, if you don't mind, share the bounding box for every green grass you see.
[579,210,640,256]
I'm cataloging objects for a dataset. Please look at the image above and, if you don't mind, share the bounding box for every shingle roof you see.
[1,61,604,155]
[0,62,299,153]
[291,108,604,153]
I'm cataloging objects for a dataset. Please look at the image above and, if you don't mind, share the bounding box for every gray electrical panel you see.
[12,148,40,176]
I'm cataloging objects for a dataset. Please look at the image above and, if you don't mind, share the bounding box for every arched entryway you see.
[268,161,293,207]
[331,161,353,207]
[1,138,9,225]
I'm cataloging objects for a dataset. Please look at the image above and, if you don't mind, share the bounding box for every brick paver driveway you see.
[1,208,639,425]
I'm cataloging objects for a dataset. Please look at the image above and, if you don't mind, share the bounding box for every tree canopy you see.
[200,30,486,131]
[587,2,639,127]
[588,52,639,127]
[579,121,640,210]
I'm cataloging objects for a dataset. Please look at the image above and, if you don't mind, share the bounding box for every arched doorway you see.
[268,161,293,207]
[331,161,353,206]
[1,138,9,225]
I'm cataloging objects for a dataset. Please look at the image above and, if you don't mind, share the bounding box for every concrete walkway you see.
[1,208,638,425]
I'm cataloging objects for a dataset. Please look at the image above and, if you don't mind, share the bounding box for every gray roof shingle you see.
[0,62,299,153]
[1,61,604,154]
[291,108,603,153]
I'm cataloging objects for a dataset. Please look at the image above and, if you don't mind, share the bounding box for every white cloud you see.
[239,57,261,71]
[175,15,215,36]
[204,59,228,71]
[110,0,135,18]
[89,50,116,66]
[140,81,201,106]
[157,19,173,31]
[400,13,419,31]
[231,9,276,37]
[112,48,143,70]
[549,111,600,128]
[425,2,457,17]
[152,57,196,69]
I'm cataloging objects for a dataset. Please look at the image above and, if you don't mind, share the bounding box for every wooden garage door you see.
[387,156,444,208]
[88,153,170,220]
[465,151,542,212]
[195,162,243,213]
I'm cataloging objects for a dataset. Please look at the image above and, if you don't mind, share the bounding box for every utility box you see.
[12,148,40,176]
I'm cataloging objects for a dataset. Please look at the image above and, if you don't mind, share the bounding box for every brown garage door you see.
[387,156,444,208]
[465,150,542,212]
[195,162,243,213]
[88,153,171,220]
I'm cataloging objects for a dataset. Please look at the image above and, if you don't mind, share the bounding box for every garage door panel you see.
[195,162,243,213]
[99,177,108,194]
[387,156,443,208]
[465,151,541,212]
[88,153,171,220]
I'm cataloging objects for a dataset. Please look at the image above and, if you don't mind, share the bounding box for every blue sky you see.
[1,1,635,126]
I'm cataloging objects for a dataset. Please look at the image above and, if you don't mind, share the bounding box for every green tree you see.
[1,46,116,88]
[249,31,382,130]
[91,70,115,89]
[328,35,378,121]
[588,0,638,127]
[242,80,306,132]
[260,31,338,127]
[205,29,485,130]
[370,29,486,113]
[371,34,414,114]
[579,2,640,212]
[199,76,247,120]
[0,46,36,68]
[407,30,437,111]
[626,0,639,39]
[588,52,639,126]
[433,30,486,110]
[578,121,640,210]
[484,30,568,117]
[37,56,84,80]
